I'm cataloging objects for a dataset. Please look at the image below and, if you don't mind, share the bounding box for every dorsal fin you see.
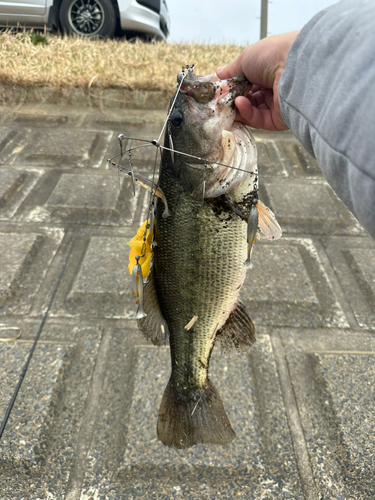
[215,301,256,354]
[137,268,169,346]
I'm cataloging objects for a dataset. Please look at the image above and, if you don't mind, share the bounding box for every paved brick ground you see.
[0,102,374,500]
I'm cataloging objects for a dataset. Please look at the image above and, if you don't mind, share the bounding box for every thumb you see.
[216,52,245,80]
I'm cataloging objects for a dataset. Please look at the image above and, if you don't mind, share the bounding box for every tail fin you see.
[157,378,236,449]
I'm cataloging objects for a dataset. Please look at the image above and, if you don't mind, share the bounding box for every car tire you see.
[59,0,117,38]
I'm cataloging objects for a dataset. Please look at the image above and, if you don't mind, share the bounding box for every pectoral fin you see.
[137,268,169,346]
[215,301,256,354]
[257,200,282,241]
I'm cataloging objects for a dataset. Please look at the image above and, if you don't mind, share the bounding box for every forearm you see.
[278,0,375,238]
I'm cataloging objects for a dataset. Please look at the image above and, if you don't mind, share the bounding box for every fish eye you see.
[170,110,183,128]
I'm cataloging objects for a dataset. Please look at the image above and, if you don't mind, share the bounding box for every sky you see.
[167,0,338,45]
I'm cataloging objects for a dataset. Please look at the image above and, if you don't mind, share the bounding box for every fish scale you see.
[155,168,247,392]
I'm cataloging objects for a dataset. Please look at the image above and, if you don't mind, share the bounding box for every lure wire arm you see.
[158,145,257,176]
[128,148,136,196]
[108,143,256,177]
[157,70,187,144]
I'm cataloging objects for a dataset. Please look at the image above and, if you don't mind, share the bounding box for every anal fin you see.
[215,300,256,354]
[137,268,169,346]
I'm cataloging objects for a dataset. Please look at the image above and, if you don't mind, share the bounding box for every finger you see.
[250,85,262,94]
[251,90,267,107]
[247,93,257,107]
[235,96,283,131]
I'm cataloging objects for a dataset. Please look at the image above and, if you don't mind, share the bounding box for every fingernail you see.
[217,66,225,72]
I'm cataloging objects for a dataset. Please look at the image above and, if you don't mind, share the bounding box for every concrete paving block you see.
[0,325,101,499]
[0,342,73,462]
[263,179,363,235]
[58,233,135,318]
[15,129,112,168]
[84,88,170,110]
[0,128,23,164]
[6,113,69,127]
[80,335,303,499]
[277,142,322,178]
[44,172,125,225]
[256,140,288,177]
[251,129,320,178]
[0,168,42,220]
[46,172,121,208]
[281,330,375,499]
[241,237,349,328]
[20,167,148,225]
[0,228,64,315]
[82,113,164,134]
[0,342,27,416]
[0,233,36,295]
[324,237,375,329]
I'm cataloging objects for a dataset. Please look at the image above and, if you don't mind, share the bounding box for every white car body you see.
[0,0,169,39]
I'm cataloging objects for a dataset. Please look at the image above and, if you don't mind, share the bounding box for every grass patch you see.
[0,31,244,91]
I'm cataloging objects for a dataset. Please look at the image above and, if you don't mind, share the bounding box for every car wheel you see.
[59,0,117,38]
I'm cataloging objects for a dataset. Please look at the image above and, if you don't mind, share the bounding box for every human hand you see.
[217,31,299,131]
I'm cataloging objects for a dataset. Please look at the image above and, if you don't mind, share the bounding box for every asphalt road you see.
[0,101,374,500]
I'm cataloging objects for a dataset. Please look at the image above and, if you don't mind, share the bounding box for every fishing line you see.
[0,224,80,441]
[157,69,187,144]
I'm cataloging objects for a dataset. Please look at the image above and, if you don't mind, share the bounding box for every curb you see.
[0,84,171,110]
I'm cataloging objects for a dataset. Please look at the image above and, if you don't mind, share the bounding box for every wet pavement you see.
[0,101,374,500]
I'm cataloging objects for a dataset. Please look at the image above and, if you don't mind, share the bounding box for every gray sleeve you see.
[278,0,375,239]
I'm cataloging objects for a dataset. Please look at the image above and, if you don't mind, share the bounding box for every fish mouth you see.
[177,70,251,106]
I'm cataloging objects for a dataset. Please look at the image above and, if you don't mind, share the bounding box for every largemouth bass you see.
[128,66,281,449]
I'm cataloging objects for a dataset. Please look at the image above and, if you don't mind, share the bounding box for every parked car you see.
[0,0,169,39]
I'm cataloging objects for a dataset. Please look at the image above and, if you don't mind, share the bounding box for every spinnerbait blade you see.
[132,259,147,319]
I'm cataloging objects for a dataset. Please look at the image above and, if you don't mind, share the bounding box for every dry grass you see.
[0,31,244,90]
